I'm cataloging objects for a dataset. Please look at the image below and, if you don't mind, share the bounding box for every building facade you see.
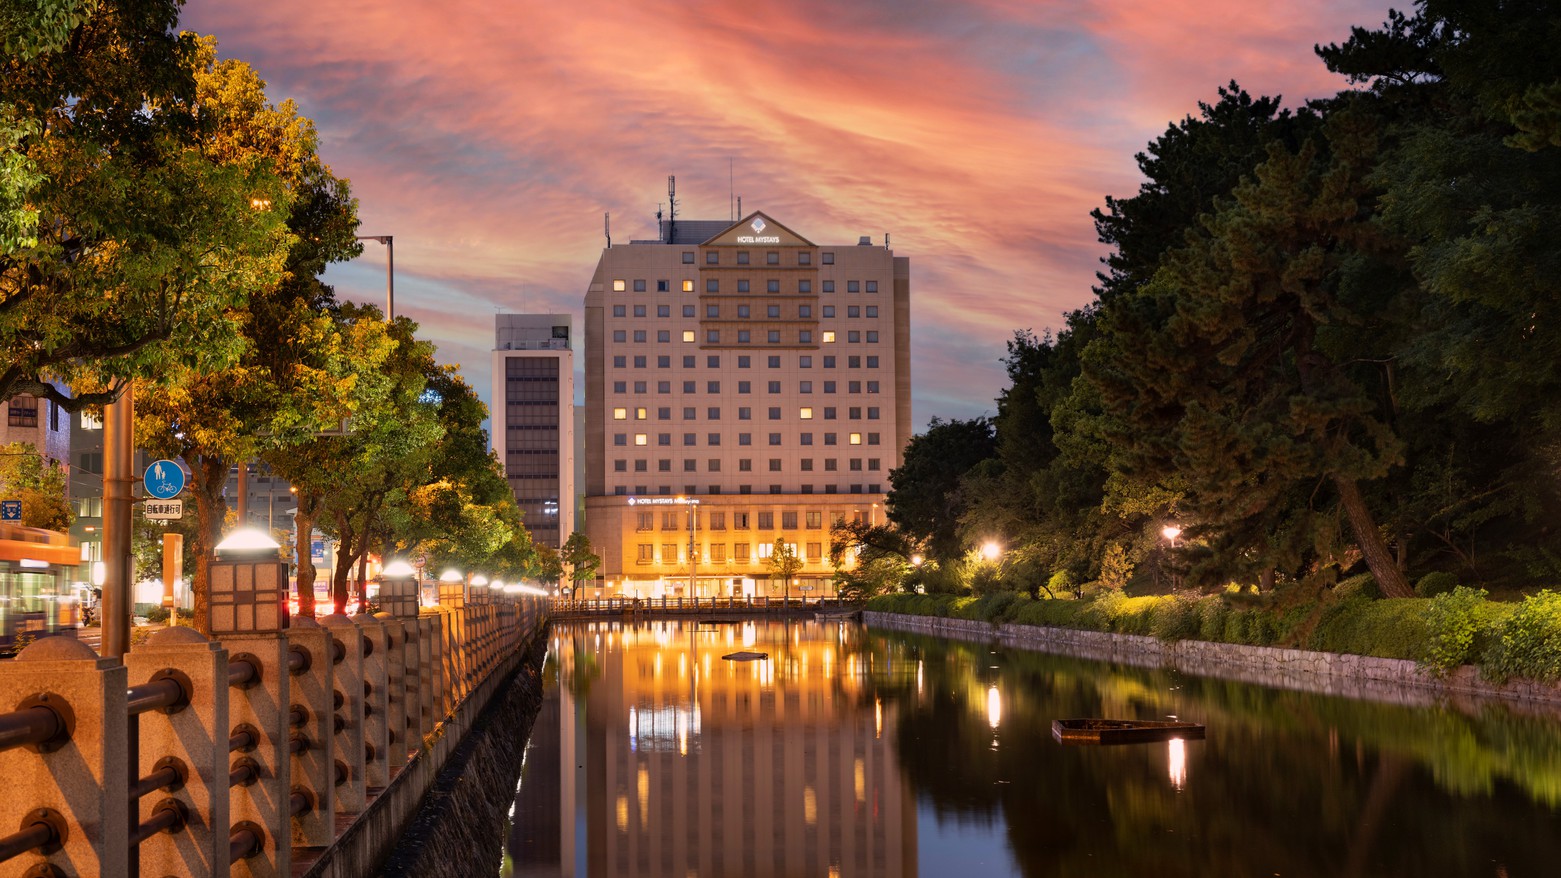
[492,313,575,551]
[583,213,910,598]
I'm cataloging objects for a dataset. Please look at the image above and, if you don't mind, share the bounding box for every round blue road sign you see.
[144,460,186,499]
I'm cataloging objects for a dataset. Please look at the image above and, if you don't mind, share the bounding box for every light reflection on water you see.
[501,619,1561,877]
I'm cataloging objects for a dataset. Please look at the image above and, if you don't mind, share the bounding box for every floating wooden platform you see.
[722,651,770,661]
[1052,718,1205,745]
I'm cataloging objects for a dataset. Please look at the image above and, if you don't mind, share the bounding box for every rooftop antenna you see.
[885,232,890,250]
[667,175,677,244]
[737,195,742,218]
[729,159,735,221]
[604,212,611,249]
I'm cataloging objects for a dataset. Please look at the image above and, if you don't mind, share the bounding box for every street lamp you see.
[355,235,394,319]
[1161,524,1182,548]
[981,541,1001,562]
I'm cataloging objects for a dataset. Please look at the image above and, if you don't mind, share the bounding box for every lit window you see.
[636,407,648,419]
[683,330,696,342]
[682,280,694,292]
[634,434,648,446]
[800,407,813,419]
[849,433,862,445]
[613,408,627,420]
[822,332,836,343]
[613,279,626,291]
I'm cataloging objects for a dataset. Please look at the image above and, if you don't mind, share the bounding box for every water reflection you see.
[503,620,1561,877]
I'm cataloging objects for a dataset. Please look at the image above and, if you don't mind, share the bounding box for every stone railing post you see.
[0,638,128,878]
[319,615,366,815]
[284,618,334,849]
[353,614,391,791]
[208,539,293,878]
[436,581,468,703]
[124,627,227,878]
[371,614,409,769]
[416,613,437,731]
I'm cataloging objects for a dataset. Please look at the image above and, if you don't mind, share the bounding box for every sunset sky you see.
[181,0,1398,430]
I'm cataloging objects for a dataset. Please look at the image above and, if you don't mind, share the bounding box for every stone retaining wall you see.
[865,611,1561,710]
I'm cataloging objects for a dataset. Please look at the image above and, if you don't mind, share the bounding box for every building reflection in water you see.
[505,619,916,877]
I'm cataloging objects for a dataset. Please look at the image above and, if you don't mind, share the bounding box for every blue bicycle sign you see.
[143,460,186,500]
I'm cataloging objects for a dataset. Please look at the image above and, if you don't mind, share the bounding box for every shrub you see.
[1333,573,1381,601]
[1307,597,1429,660]
[1014,599,1087,629]
[1197,597,1230,642]
[1420,586,1490,675]
[1148,595,1201,641]
[1099,544,1133,590]
[1416,571,1459,598]
[1047,569,1078,598]
[1483,590,1561,682]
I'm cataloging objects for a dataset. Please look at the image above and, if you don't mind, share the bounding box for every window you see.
[683,381,696,393]
[822,331,836,343]
[614,381,626,393]
[767,381,781,393]
[657,380,669,392]
[683,407,696,419]
[734,512,751,529]
[824,432,837,445]
[866,281,878,292]
[636,279,648,292]
[766,279,780,293]
[613,330,627,343]
[708,407,721,419]
[657,433,670,446]
[737,251,750,265]
[806,511,822,529]
[823,281,835,293]
[613,305,626,317]
[682,252,695,264]
[824,407,837,420]
[613,279,626,291]
[800,381,812,394]
[782,511,798,529]
[683,330,696,342]
[798,280,812,293]
[850,459,863,471]
[635,433,649,445]
[659,459,671,471]
[635,459,648,472]
[824,357,836,369]
[739,433,752,445]
[614,433,627,446]
[822,252,835,264]
[614,460,627,472]
[866,306,878,318]
[739,458,752,471]
[848,306,860,318]
[757,541,774,560]
[658,280,670,291]
[825,458,838,471]
[738,356,751,367]
[759,511,775,529]
[658,356,671,368]
[739,408,752,420]
[867,331,879,343]
[708,381,720,393]
[800,432,813,445]
[768,433,782,446]
[633,305,647,318]
[867,407,880,419]
[850,433,862,445]
[683,305,696,317]
[867,356,879,368]
[633,331,646,343]
[738,280,750,293]
[710,512,727,530]
[767,330,781,343]
[613,408,627,420]
[735,543,750,561]
[798,252,812,265]
[800,356,812,368]
[867,381,880,393]
[739,381,751,394]
[869,459,881,470]
[706,279,719,293]
[800,458,813,471]
[848,281,860,292]
[682,280,695,292]
[849,406,862,419]
[684,460,697,471]
[635,381,647,393]
[849,356,862,369]
[868,432,881,445]
[800,407,813,419]
[738,330,751,343]
[638,544,654,563]
[799,305,812,318]
[849,381,862,394]
[737,304,751,318]
[663,543,680,562]
[767,305,781,318]
[848,331,860,343]
[707,305,719,318]
[683,433,696,446]
[656,305,669,317]
[766,252,780,265]
[708,433,720,446]
[768,407,781,420]
[706,251,719,264]
[658,407,671,419]
[799,331,812,343]
[710,543,726,562]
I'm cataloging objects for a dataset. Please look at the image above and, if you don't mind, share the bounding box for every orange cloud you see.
[183,0,1397,429]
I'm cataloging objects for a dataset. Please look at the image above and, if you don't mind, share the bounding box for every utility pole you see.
[102,386,134,660]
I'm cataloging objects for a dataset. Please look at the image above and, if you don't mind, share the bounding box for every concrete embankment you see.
[376,629,550,878]
[865,611,1561,710]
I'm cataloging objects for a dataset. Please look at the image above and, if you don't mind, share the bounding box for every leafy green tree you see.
[1,4,292,410]
[766,537,803,599]
[560,531,600,590]
[830,520,917,600]
[0,442,70,529]
[887,417,996,561]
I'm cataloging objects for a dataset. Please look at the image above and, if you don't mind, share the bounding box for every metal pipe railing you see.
[287,645,310,675]
[229,822,263,863]
[228,658,259,689]
[130,801,185,846]
[0,705,63,753]
[0,821,56,863]
[229,758,259,788]
[130,763,184,801]
[126,677,185,716]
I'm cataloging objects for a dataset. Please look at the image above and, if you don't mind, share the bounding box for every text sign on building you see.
[144,499,183,521]
[143,459,185,499]
[0,500,20,521]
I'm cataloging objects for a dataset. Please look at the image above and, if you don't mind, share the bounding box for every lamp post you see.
[356,235,394,319]
[1161,524,1182,590]
[675,496,699,598]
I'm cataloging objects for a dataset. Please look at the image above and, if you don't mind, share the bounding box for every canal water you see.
[498,618,1561,877]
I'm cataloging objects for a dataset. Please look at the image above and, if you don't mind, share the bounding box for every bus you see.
[0,523,81,651]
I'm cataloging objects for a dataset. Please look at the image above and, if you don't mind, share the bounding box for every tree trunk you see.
[1333,475,1414,598]
[190,455,229,636]
[332,509,356,614]
[294,493,320,617]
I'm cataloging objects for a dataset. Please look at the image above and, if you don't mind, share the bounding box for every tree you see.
[1,4,293,410]
[1083,108,1415,598]
[886,417,996,561]
[830,520,918,601]
[766,537,803,600]
[560,531,600,591]
[0,442,71,530]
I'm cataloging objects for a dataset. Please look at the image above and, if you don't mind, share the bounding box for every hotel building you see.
[492,313,575,550]
[583,213,910,597]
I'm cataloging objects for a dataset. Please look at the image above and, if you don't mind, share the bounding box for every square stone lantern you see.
[379,560,421,619]
[209,528,290,635]
[437,571,466,609]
